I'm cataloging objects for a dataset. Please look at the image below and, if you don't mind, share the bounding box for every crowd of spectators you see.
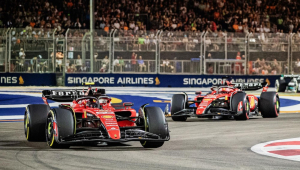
[4,0,300,75]
[1,0,300,34]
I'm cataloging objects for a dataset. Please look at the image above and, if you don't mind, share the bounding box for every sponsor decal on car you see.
[102,115,114,119]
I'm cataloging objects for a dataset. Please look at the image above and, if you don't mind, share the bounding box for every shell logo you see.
[155,77,160,85]
[19,76,24,85]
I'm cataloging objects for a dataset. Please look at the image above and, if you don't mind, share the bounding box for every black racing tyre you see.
[275,79,286,92]
[260,92,279,118]
[171,94,188,121]
[46,108,75,149]
[24,104,50,141]
[232,92,250,121]
[140,107,169,148]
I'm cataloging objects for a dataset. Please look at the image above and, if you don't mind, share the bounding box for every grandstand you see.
[0,0,300,80]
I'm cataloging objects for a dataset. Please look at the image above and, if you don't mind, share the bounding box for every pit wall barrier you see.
[65,74,280,87]
[0,73,56,86]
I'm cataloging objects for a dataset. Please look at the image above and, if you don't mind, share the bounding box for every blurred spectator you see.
[131,53,137,72]
[102,56,109,72]
[79,63,87,72]
[138,56,146,72]
[18,48,25,71]
[165,59,174,73]
[119,56,124,72]
[113,56,121,72]
[76,55,82,70]
[295,58,300,73]
[0,0,299,34]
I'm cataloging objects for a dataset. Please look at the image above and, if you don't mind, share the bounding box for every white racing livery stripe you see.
[0,115,24,120]
[251,137,300,161]
[0,102,72,108]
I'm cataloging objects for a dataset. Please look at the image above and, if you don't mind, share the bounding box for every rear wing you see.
[232,82,268,91]
[42,89,106,102]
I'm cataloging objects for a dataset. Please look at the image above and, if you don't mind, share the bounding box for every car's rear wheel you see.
[260,92,279,118]
[140,107,168,148]
[46,108,75,149]
[171,94,188,121]
[275,79,286,92]
[232,92,250,121]
[24,104,49,141]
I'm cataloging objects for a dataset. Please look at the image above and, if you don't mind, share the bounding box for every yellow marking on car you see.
[25,112,29,140]
[153,100,162,102]
[142,104,149,146]
[102,115,113,119]
[111,97,122,103]
[49,110,55,147]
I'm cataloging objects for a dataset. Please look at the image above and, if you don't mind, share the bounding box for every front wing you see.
[59,129,170,144]
[171,107,238,118]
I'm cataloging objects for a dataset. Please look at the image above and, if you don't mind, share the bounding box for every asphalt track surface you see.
[1,113,300,170]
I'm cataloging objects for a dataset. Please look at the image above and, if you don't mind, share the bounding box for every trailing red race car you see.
[170,80,280,121]
[24,83,169,148]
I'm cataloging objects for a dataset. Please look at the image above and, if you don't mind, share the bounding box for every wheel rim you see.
[275,97,279,115]
[46,116,55,146]
[245,101,250,119]
[24,112,30,139]
[275,80,279,92]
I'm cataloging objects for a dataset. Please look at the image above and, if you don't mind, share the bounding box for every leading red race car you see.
[24,83,169,148]
[170,80,280,121]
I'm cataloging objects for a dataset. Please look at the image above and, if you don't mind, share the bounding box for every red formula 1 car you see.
[170,81,280,121]
[24,83,169,148]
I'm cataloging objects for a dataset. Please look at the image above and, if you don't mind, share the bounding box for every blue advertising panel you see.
[0,73,56,86]
[65,74,280,87]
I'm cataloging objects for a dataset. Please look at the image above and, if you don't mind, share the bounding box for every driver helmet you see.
[99,98,107,104]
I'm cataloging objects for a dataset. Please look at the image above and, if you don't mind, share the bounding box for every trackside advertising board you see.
[65,74,280,87]
[0,73,56,86]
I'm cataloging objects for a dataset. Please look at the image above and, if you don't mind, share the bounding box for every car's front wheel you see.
[140,107,169,148]
[46,108,75,148]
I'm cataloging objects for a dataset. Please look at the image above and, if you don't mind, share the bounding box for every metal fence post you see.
[8,28,12,73]
[157,30,163,74]
[82,32,89,66]
[288,33,293,74]
[200,31,205,74]
[111,29,116,73]
[52,28,57,72]
[247,33,252,75]
[203,31,208,74]
[5,28,10,72]
[245,33,249,75]
[225,33,227,60]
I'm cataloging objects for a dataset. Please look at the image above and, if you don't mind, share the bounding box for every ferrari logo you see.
[19,76,24,85]
[114,134,117,138]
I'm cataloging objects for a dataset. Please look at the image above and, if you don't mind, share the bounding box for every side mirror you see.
[123,102,133,106]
